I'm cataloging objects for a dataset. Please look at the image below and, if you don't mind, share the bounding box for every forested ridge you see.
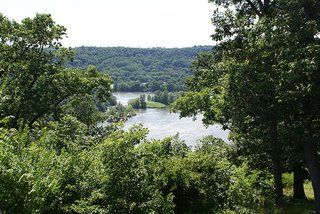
[66,46,212,91]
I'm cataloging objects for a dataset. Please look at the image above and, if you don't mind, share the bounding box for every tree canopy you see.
[172,0,320,211]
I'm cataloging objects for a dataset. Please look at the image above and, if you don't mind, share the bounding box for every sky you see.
[1,0,215,48]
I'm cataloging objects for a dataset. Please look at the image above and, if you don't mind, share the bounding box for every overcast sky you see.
[1,0,215,48]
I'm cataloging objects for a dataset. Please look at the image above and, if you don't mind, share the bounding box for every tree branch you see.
[28,93,71,127]
[245,0,263,17]
[0,44,33,79]
[257,0,265,13]
[264,0,270,13]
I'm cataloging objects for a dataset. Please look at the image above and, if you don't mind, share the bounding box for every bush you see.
[226,164,274,213]
[102,125,174,213]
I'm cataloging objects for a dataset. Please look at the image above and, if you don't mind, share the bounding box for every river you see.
[105,92,229,147]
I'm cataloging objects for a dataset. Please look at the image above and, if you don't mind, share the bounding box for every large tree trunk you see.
[293,165,307,200]
[271,120,284,206]
[304,143,320,214]
[272,157,284,205]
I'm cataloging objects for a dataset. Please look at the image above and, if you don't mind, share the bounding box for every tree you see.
[0,14,112,128]
[172,0,320,210]
[139,94,147,109]
[101,125,175,213]
[128,95,146,109]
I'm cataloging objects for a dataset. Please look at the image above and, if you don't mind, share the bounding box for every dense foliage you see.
[66,46,212,92]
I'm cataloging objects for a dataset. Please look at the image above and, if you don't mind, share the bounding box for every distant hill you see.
[67,46,213,92]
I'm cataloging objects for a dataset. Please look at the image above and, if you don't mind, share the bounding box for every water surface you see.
[108,92,229,147]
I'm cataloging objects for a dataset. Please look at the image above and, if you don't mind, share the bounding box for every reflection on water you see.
[108,92,229,147]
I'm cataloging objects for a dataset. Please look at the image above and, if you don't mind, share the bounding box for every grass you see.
[282,173,314,200]
[304,181,315,200]
[275,174,315,214]
[146,101,167,108]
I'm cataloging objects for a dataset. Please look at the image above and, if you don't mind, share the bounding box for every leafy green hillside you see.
[67,46,212,91]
